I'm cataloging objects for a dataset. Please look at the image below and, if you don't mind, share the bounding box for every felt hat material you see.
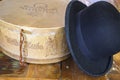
[65,0,120,76]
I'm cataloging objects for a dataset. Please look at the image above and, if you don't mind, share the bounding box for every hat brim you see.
[65,1,113,76]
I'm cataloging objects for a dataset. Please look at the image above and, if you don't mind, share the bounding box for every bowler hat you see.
[65,0,120,76]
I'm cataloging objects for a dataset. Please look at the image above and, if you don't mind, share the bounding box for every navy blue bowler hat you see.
[65,0,120,76]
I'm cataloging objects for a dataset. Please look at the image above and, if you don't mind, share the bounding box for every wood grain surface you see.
[0,51,120,80]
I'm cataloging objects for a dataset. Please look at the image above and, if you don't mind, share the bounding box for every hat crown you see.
[76,1,120,60]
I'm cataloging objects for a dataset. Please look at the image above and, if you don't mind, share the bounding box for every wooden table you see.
[0,51,120,80]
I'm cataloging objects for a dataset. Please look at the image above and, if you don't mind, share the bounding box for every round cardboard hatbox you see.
[0,0,70,64]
